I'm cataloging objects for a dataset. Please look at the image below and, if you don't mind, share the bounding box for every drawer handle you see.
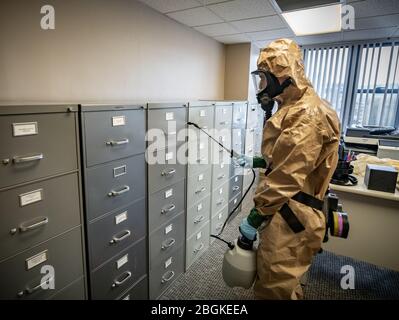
[108,185,130,197]
[106,138,129,146]
[248,148,253,153]
[196,157,206,163]
[233,186,240,191]
[219,121,229,125]
[216,199,224,206]
[163,130,177,136]
[18,216,49,233]
[195,187,206,194]
[249,128,255,132]
[161,168,176,177]
[161,270,175,284]
[217,174,225,180]
[236,118,242,121]
[161,204,176,215]
[109,230,131,245]
[17,277,54,297]
[193,243,204,254]
[161,238,176,250]
[112,271,132,288]
[13,153,44,164]
[219,149,224,153]
[202,126,208,129]
[194,215,205,224]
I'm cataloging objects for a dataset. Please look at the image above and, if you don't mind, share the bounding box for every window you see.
[303,46,351,119]
[351,42,399,127]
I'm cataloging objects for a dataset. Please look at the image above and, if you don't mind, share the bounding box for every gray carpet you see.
[161,181,399,300]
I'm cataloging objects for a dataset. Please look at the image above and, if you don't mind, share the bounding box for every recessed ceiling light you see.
[282,4,342,36]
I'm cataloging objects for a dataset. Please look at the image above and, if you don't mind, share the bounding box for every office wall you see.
[0,0,225,102]
[223,43,251,101]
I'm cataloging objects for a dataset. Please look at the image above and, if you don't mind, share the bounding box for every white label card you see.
[165,257,173,269]
[200,110,206,117]
[218,213,223,220]
[166,112,174,121]
[165,224,173,234]
[234,199,237,204]
[19,189,43,207]
[113,165,127,178]
[221,163,224,168]
[199,143,205,150]
[26,250,48,270]
[112,116,126,127]
[196,232,202,240]
[198,174,204,181]
[166,152,173,161]
[223,109,227,114]
[238,131,241,136]
[235,177,238,182]
[13,122,38,137]
[123,295,130,300]
[219,188,223,194]
[165,188,173,198]
[115,211,128,225]
[197,203,203,212]
[116,254,128,269]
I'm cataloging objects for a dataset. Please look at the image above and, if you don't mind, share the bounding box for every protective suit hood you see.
[257,38,313,105]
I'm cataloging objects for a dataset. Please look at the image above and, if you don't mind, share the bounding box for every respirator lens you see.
[251,70,268,94]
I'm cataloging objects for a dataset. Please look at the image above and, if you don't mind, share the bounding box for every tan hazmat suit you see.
[253,39,340,299]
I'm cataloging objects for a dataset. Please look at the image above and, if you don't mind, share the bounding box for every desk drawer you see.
[187,167,211,207]
[0,227,84,300]
[148,180,185,233]
[0,173,81,261]
[186,222,210,269]
[90,238,147,300]
[87,197,146,270]
[83,109,145,167]
[149,245,184,300]
[148,148,186,194]
[149,213,185,269]
[0,112,77,189]
[187,195,211,238]
[86,154,145,221]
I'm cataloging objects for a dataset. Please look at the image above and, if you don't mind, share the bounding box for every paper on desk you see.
[352,154,399,190]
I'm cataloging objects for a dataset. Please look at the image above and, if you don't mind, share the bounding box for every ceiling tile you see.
[347,14,399,30]
[295,32,343,46]
[194,23,239,37]
[255,38,295,48]
[208,0,276,21]
[394,27,399,37]
[246,28,294,41]
[230,15,286,33]
[138,0,201,13]
[198,0,230,4]
[350,0,399,18]
[167,7,223,27]
[214,34,251,44]
[342,27,397,41]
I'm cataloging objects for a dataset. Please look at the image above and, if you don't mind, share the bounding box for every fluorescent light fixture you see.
[282,4,342,36]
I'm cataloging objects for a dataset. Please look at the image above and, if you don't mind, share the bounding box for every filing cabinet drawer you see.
[187,146,212,178]
[214,105,232,130]
[232,128,245,151]
[230,161,244,178]
[149,213,185,268]
[243,173,254,191]
[187,167,211,206]
[147,107,186,147]
[187,195,211,238]
[0,112,78,189]
[83,108,145,167]
[228,192,242,216]
[211,206,228,236]
[212,163,230,189]
[229,175,243,200]
[254,128,263,156]
[186,222,210,269]
[86,154,145,221]
[49,277,86,300]
[0,227,84,300]
[149,245,184,300]
[211,180,229,215]
[148,180,185,233]
[232,104,247,128]
[244,140,255,157]
[87,197,146,270]
[0,173,81,261]
[247,104,260,128]
[117,276,148,300]
[148,148,186,193]
[91,238,147,300]
[188,106,214,129]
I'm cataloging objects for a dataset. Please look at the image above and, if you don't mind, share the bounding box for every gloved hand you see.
[236,154,253,168]
[239,208,266,241]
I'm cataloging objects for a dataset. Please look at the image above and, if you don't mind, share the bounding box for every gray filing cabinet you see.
[0,104,86,300]
[147,103,187,299]
[185,102,214,270]
[80,104,148,300]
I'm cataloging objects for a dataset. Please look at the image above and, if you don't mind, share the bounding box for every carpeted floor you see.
[161,180,399,300]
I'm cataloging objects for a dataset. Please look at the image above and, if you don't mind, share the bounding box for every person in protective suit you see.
[239,38,341,300]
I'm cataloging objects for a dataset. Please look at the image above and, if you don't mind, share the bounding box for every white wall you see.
[0,0,225,102]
